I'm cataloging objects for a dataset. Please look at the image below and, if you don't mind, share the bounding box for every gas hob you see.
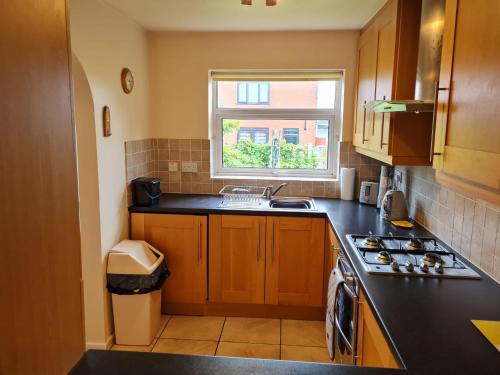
[346,234,481,279]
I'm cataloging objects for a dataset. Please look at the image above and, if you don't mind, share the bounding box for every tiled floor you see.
[111,315,332,364]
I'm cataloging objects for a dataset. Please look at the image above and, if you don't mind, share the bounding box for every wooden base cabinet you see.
[265,217,325,307]
[209,215,266,304]
[130,213,207,309]
[356,289,399,368]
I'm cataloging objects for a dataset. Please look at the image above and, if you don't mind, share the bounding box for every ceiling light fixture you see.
[241,0,277,6]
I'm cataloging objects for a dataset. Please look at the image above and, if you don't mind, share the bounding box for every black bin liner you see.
[107,260,170,295]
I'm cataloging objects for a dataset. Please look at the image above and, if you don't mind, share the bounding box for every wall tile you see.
[179,139,190,150]
[125,138,388,236]
[169,139,179,150]
[395,166,500,282]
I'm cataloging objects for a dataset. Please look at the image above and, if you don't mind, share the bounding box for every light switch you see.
[168,161,178,172]
[181,161,198,172]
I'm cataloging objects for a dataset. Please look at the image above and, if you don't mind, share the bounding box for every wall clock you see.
[121,68,134,94]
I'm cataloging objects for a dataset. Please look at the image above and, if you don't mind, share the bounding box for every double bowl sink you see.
[219,197,317,211]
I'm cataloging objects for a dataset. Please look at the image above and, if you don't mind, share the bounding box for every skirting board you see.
[85,334,114,350]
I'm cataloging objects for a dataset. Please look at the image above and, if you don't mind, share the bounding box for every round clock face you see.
[121,68,134,93]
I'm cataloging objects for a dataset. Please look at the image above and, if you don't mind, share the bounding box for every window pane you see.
[259,83,269,103]
[217,80,336,109]
[237,128,252,142]
[317,81,336,108]
[254,128,269,144]
[237,83,247,103]
[315,120,329,139]
[222,118,329,170]
[283,128,299,145]
[247,83,259,104]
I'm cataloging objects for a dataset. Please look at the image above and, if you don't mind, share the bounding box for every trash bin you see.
[107,240,170,346]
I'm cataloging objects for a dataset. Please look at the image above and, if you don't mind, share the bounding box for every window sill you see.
[211,174,338,182]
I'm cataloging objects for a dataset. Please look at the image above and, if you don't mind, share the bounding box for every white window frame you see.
[209,70,343,180]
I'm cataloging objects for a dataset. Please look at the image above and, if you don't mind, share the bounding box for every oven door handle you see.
[334,312,354,353]
[333,280,359,363]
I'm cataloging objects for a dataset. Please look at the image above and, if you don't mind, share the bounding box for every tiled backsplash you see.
[124,138,383,203]
[124,138,157,205]
[395,166,500,282]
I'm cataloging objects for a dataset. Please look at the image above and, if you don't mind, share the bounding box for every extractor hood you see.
[368,0,445,113]
[370,100,434,113]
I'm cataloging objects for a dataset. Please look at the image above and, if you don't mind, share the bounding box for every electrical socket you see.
[181,161,198,173]
[168,161,178,172]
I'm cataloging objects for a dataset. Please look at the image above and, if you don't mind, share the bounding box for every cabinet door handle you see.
[430,81,449,162]
[362,100,368,144]
[379,96,388,149]
[271,222,276,261]
[198,221,202,263]
[257,222,261,261]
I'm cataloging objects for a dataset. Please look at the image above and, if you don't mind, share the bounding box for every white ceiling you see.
[103,0,388,31]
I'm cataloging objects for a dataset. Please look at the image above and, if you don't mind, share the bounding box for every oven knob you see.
[390,260,400,271]
[434,262,444,273]
[420,262,429,273]
[405,262,414,272]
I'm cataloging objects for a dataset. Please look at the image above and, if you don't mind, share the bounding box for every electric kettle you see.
[380,190,408,221]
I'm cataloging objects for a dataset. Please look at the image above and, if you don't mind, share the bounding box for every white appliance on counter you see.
[359,181,379,205]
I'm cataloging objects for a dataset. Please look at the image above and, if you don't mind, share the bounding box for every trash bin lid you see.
[107,240,164,275]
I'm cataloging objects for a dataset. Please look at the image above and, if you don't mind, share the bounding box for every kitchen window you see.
[210,70,343,179]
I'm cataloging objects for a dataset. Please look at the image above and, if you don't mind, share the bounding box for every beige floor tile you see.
[216,342,280,360]
[281,345,333,364]
[152,338,217,356]
[220,317,280,345]
[155,315,171,338]
[111,338,157,353]
[161,316,225,341]
[281,319,326,347]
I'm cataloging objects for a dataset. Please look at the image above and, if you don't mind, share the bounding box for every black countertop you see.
[72,194,500,375]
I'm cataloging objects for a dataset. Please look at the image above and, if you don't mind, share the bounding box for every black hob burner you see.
[405,237,425,250]
[362,235,383,249]
[376,250,392,264]
[346,234,481,279]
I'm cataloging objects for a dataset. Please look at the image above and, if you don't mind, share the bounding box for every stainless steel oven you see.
[326,249,359,365]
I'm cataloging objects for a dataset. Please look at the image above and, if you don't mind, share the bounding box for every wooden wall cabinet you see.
[131,213,207,309]
[209,215,266,304]
[356,288,399,368]
[265,217,325,307]
[353,0,433,165]
[432,0,500,205]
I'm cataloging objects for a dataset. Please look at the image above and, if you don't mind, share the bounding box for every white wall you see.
[72,55,106,348]
[148,30,359,140]
[70,0,152,347]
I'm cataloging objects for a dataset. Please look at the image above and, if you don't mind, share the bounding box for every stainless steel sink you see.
[268,197,317,211]
[218,196,317,211]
